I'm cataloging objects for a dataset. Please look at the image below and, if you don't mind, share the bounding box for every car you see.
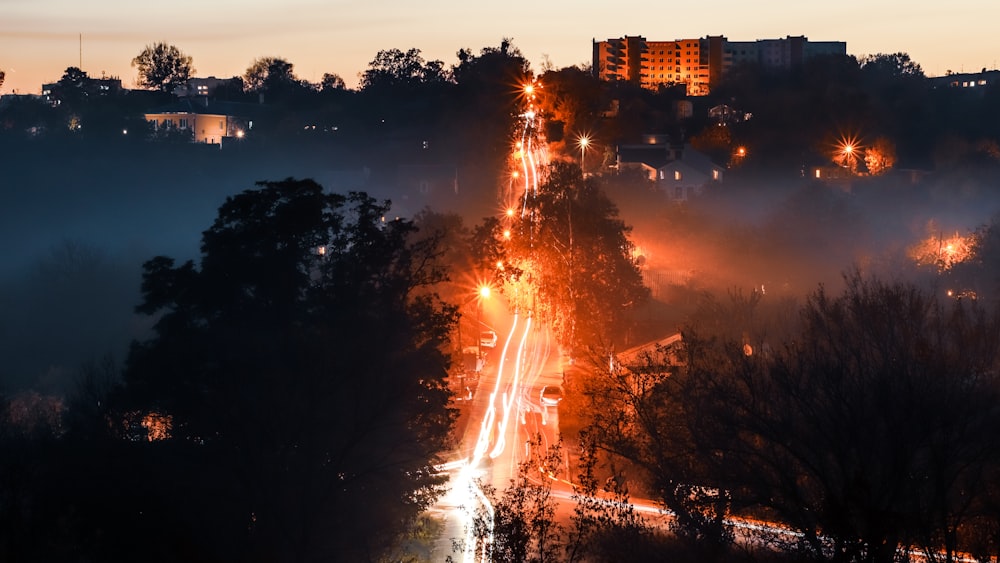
[479,330,498,348]
[540,385,563,406]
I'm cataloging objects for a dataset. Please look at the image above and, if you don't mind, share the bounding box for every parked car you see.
[480,330,498,348]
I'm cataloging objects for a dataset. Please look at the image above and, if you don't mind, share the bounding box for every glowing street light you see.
[835,134,861,174]
[577,135,590,178]
[841,143,856,173]
[476,284,492,360]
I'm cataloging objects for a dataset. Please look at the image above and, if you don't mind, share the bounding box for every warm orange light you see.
[524,84,534,95]
[834,133,862,171]
[737,146,746,157]
[506,208,514,217]
[479,285,491,299]
[496,260,504,269]
[908,228,973,272]
[512,171,520,179]
[503,229,512,239]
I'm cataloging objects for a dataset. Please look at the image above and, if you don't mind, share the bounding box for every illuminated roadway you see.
[427,80,566,562]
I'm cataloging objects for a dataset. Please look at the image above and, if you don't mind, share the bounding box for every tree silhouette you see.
[501,161,648,349]
[680,275,1000,562]
[360,48,446,92]
[120,179,458,561]
[131,42,194,93]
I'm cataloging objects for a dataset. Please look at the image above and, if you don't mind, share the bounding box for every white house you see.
[654,147,724,201]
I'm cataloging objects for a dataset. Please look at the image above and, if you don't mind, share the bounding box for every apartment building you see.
[594,35,846,95]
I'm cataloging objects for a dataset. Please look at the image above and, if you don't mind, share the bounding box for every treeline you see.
[3,43,999,180]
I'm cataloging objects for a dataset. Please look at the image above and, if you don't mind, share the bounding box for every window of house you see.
[659,170,665,180]
[815,169,822,179]
[674,170,682,180]
[712,169,720,180]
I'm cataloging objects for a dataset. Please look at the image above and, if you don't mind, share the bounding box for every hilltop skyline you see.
[2,0,998,95]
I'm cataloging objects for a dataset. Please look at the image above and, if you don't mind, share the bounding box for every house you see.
[616,134,678,172]
[617,136,724,201]
[654,147,724,201]
[143,98,258,144]
[171,76,238,98]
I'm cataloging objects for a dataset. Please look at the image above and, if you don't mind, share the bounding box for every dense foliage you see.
[0,179,460,562]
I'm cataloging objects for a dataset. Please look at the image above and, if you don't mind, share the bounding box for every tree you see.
[120,179,458,561]
[450,39,532,160]
[859,52,925,80]
[464,437,565,562]
[51,66,90,108]
[535,65,604,145]
[0,68,5,90]
[131,42,194,93]
[242,56,311,101]
[679,275,1000,562]
[360,48,446,91]
[320,72,345,92]
[499,162,649,349]
[863,135,896,175]
[585,275,1000,562]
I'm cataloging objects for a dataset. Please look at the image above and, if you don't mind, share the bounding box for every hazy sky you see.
[1,0,997,95]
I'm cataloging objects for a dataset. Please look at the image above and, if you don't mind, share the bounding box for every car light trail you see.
[449,79,554,563]
[489,315,532,459]
[471,313,520,464]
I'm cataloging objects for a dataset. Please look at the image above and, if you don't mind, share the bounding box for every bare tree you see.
[680,274,1000,562]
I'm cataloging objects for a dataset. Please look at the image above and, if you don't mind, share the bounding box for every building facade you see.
[144,99,255,144]
[594,35,847,95]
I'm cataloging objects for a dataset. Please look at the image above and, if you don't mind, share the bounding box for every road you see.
[429,297,573,560]
[427,78,570,562]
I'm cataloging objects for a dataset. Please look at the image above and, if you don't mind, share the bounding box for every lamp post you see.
[477,285,491,362]
[577,135,590,178]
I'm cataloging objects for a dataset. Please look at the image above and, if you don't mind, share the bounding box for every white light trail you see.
[453,80,552,563]
[490,316,532,459]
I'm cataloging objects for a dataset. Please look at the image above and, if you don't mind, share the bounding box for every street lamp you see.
[477,285,491,361]
[577,135,590,178]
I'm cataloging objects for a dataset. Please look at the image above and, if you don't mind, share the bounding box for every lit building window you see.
[712,169,720,180]
[674,170,682,180]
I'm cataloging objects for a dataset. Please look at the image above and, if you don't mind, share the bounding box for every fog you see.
[3,137,998,393]
[606,166,1000,310]
[0,140,497,393]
